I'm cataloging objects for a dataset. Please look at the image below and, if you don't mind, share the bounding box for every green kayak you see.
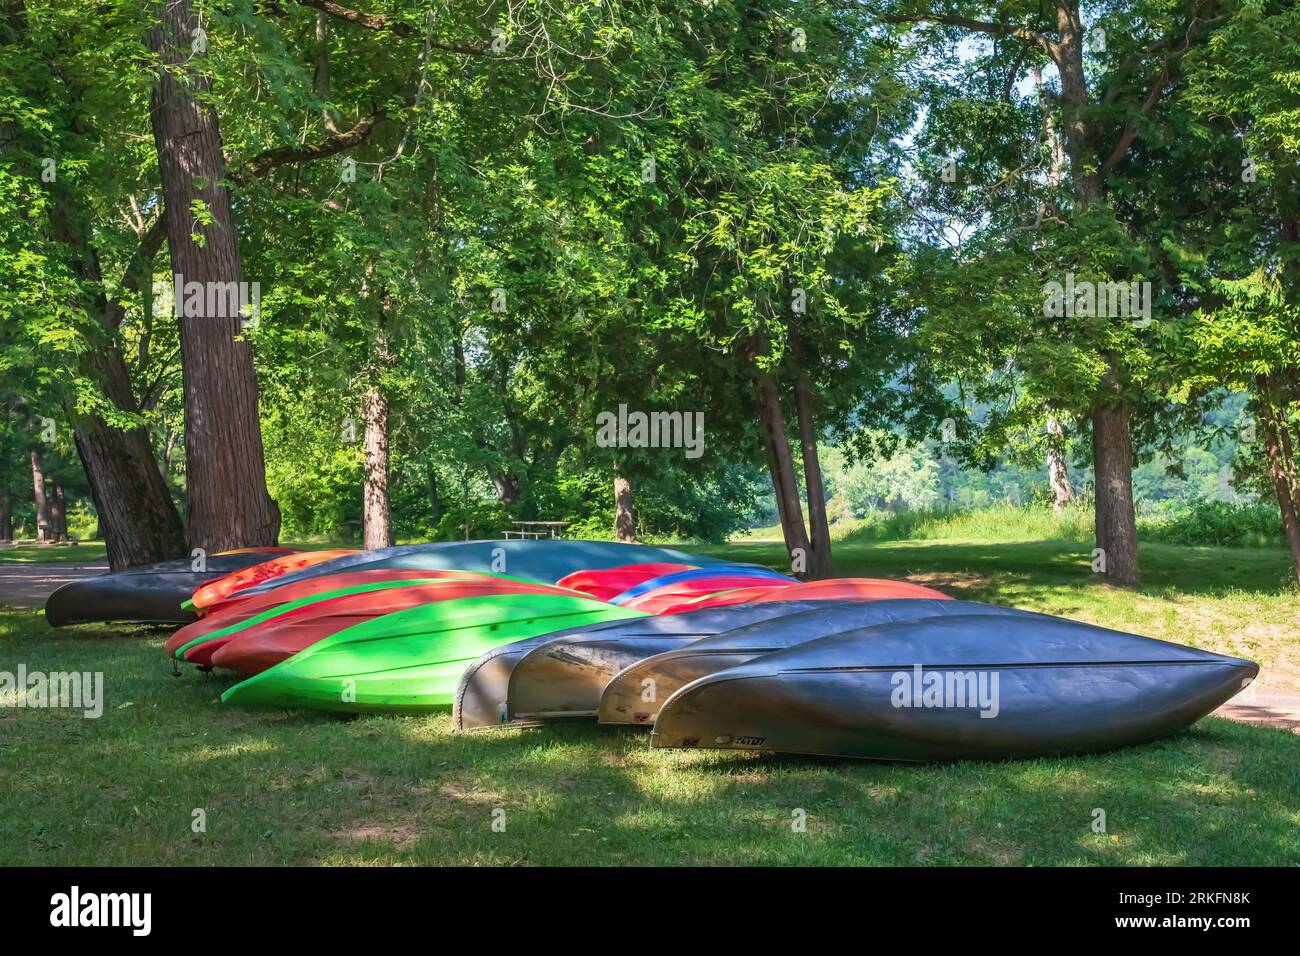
[220,593,647,713]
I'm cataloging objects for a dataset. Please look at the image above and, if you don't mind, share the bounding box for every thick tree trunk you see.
[1046,416,1075,512]
[792,374,833,578]
[756,373,811,573]
[70,344,188,567]
[614,469,635,542]
[0,495,12,541]
[30,449,50,542]
[1091,401,1139,585]
[361,384,393,549]
[1261,408,1300,583]
[149,0,280,553]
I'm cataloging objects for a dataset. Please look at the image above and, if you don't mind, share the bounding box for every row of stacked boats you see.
[45,541,1259,761]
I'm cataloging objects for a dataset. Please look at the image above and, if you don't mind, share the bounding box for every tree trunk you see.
[149,0,280,553]
[1091,401,1139,585]
[361,384,393,549]
[30,449,50,542]
[1046,416,1075,512]
[614,469,635,542]
[1261,407,1300,583]
[792,374,833,578]
[49,484,67,542]
[756,373,811,573]
[0,495,12,542]
[69,334,189,567]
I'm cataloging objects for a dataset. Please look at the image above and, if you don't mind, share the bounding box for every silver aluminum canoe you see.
[650,614,1259,761]
[488,601,831,726]
[598,599,1035,726]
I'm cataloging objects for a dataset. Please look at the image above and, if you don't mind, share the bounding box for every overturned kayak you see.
[237,540,743,598]
[500,601,846,724]
[45,549,298,627]
[599,599,1029,726]
[651,614,1260,761]
[209,578,583,674]
[187,549,357,612]
[609,566,794,605]
[164,569,495,659]
[221,593,646,714]
[670,577,950,613]
[555,563,697,601]
[453,601,827,731]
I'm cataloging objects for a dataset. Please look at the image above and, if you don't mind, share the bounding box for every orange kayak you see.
[207,578,581,674]
[188,549,358,612]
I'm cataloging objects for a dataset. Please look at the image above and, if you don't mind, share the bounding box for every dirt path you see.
[0,564,107,610]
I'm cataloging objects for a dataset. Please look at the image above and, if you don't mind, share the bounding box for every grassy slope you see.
[1,534,1297,866]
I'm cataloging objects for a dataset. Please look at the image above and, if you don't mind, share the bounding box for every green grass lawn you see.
[1,534,1297,866]
[0,542,107,565]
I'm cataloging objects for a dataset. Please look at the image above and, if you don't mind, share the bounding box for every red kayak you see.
[189,549,358,612]
[619,575,801,614]
[206,578,583,674]
[164,568,495,660]
[554,563,697,602]
[663,577,952,613]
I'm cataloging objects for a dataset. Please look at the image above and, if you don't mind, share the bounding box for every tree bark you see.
[1261,406,1300,583]
[1091,400,1139,585]
[148,0,280,553]
[361,384,394,549]
[756,373,812,573]
[792,373,833,578]
[30,448,50,542]
[0,495,12,542]
[614,469,635,542]
[1046,416,1075,512]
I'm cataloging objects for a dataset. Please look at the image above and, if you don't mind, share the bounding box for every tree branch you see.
[295,0,487,54]
[1099,68,1167,174]
[880,12,1058,60]
[235,108,386,180]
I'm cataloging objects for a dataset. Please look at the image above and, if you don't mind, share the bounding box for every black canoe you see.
[650,614,1259,761]
[598,599,1035,726]
[453,601,825,730]
[44,551,287,627]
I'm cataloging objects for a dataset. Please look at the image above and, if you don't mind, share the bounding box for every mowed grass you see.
[1,533,1297,866]
[0,542,107,565]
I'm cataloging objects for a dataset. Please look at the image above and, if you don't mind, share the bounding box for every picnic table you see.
[503,520,569,540]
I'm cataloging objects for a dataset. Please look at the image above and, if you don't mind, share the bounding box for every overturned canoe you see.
[164,569,495,659]
[500,601,844,724]
[221,593,646,714]
[599,599,1028,726]
[669,577,950,613]
[208,578,582,674]
[187,549,358,611]
[610,566,793,605]
[555,563,697,601]
[237,540,743,598]
[651,614,1260,761]
[453,601,826,731]
[45,549,298,627]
